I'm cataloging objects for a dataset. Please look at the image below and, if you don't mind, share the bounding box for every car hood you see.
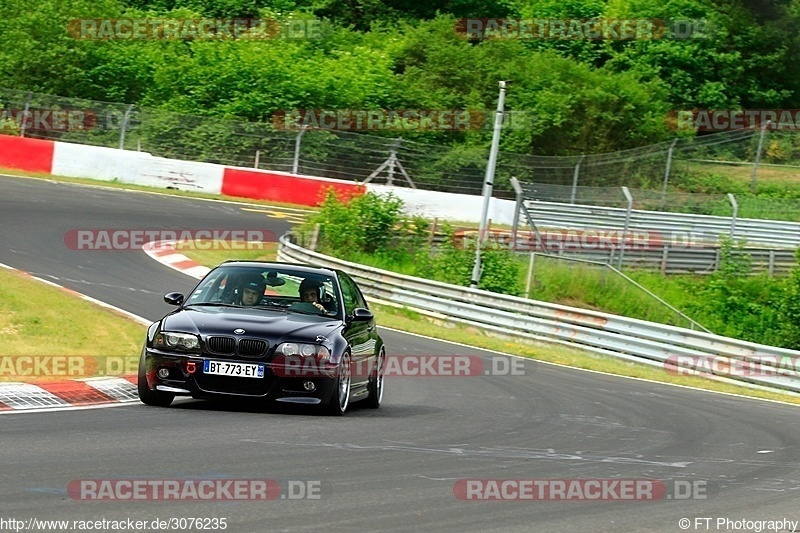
[160,307,341,344]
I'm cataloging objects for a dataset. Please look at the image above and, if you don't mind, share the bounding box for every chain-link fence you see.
[2,88,800,218]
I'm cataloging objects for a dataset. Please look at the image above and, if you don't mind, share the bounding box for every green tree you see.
[0,0,123,96]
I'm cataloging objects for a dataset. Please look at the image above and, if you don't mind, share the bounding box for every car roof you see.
[216,260,338,277]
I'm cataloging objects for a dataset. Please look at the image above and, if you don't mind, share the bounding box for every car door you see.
[338,273,374,389]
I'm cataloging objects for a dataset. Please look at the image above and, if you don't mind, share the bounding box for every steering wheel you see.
[289,302,324,314]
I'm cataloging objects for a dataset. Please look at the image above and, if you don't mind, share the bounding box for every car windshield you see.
[184,265,340,316]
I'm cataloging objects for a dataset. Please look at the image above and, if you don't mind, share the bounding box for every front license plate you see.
[203,360,265,378]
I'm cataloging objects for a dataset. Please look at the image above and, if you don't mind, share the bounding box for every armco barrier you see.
[525,200,800,249]
[530,243,796,275]
[278,234,800,394]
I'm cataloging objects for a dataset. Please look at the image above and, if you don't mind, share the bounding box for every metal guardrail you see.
[278,234,800,394]
[524,245,797,275]
[524,200,800,248]
[451,227,797,274]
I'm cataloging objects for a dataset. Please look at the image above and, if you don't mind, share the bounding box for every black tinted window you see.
[338,273,366,314]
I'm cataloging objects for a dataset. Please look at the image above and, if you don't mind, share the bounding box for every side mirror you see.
[164,292,184,306]
[350,308,374,322]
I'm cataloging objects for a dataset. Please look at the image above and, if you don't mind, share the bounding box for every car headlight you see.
[154,332,200,352]
[276,342,330,361]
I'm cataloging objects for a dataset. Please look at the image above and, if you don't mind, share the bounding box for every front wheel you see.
[137,351,174,407]
[325,352,351,416]
[365,349,385,409]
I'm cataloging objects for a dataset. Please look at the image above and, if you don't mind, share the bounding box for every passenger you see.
[299,278,335,314]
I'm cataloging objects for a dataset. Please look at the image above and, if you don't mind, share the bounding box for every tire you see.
[365,349,385,409]
[137,351,174,407]
[325,352,351,416]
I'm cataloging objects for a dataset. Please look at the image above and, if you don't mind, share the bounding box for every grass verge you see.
[0,267,145,382]
[173,241,278,267]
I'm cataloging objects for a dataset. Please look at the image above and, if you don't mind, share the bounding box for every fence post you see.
[292,125,307,174]
[386,138,401,186]
[525,251,535,298]
[510,177,522,251]
[660,138,679,209]
[309,223,320,251]
[750,120,770,191]
[570,155,584,204]
[19,92,32,138]
[254,149,260,168]
[728,193,738,239]
[470,80,507,290]
[119,104,133,149]
[618,186,633,269]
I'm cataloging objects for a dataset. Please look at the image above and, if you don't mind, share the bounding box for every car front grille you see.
[239,339,267,357]
[205,336,267,357]
[207,336,235,354]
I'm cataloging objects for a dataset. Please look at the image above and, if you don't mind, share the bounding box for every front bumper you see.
[142,349,338,404]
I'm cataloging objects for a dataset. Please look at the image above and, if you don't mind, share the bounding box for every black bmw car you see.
[138,261,385,415]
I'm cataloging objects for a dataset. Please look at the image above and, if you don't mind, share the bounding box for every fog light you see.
[303,381,316,391]
[157,368,170,379]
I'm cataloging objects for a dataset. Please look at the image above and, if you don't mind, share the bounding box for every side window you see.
[338,273,366,315]
[339,274,357,315]
[352,280,367,309]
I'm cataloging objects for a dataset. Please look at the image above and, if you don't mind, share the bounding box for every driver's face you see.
[301,289,318,303]
[242,288,260,305]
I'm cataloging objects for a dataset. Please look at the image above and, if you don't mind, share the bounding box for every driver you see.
[239,273,266,306]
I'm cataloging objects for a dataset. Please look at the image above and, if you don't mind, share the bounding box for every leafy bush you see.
[303,187,427,258]
[304,195,522,295]
[775,249,800,348]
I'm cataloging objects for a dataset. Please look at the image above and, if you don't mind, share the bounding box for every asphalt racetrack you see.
[1,175,799,532]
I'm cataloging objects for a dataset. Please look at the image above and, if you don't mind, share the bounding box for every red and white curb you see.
[1,244,208,412]
[0,263,151,413]
[143,240,210,279]
[0,377,139,412]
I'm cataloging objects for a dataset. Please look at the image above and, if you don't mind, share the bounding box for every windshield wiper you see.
[183,302,241,308]
[252,305,289,312]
